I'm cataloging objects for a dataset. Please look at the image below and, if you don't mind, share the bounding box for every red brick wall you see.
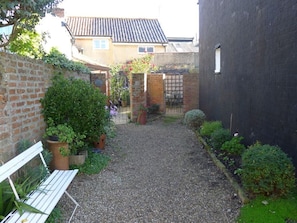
[183,73,199,113]
[130,73,146,122]
[147,74,165,113]
[0,52,90,162]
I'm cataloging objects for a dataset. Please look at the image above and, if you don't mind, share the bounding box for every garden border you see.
[196,133,249,204]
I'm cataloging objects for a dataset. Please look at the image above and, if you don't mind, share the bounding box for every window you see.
[93,39,109,49]
[138,46,154,53]
[215,44,221,74]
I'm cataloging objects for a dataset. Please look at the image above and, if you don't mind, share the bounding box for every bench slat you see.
[0,142,43,182]
[3,169,78,223]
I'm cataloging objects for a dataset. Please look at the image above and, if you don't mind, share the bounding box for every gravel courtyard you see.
[62,117,241,222]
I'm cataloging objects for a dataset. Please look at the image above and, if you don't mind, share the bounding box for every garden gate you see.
[164,74,183,115]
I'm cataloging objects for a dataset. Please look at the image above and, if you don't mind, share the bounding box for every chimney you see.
[51,8,65,18]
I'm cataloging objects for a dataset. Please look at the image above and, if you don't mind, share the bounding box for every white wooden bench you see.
[0,141,79,223]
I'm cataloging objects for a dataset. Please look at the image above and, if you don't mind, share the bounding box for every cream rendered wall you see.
[36,13,73,59]
[74,38,113,65]
[74,38,166,65]
[113,44,166,64]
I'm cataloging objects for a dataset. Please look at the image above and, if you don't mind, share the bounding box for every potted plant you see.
[40,74,108,150]
[93,109,110,150]
[44,121,76,170]
[137,104,148,125]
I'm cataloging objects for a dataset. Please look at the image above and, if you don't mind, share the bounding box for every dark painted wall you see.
[199,0,297,167]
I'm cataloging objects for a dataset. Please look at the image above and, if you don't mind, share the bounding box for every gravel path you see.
[62,118,241,222]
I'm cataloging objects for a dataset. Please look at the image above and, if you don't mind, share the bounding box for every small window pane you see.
[147,47,154,53]
[139,47,146,53]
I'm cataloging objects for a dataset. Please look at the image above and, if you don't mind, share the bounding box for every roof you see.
[166,38,199,52]
[66,17,168,44]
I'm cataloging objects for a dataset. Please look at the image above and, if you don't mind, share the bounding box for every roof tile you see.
[66,17,168,44]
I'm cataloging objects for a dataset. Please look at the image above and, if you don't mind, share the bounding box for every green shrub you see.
[199,121,223,138]
[40,74,107,145]
[210,128,232,150]
[221,136,245,155]
[240,143,296,197]
[148,104,160,114]
[183,109,206,129]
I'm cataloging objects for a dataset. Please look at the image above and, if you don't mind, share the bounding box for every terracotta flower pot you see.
[137,110,147,125]
[93,134,106,150]
[47,140,69,170]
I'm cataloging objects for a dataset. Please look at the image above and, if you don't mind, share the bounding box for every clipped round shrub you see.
[221,136,245,155]
[200,121,223,138]
[241,144,296,197]
[210,128,232,150]
[183,109,206,130]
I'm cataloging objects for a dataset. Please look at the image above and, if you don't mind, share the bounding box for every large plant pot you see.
[47,140,69,170]
[137,110,147,125]
[69,150,87,166]
[93,134,106,150]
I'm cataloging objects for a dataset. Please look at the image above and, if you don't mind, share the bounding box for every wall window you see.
[93,39,109,49]
[215,44,221,74]
[138,46,154,53]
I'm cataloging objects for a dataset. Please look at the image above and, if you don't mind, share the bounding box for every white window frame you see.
[93,39,109,49]
[215,44,221,74]
[138,46,154,54]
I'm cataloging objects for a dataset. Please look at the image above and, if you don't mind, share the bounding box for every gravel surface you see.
[61,117,241,223]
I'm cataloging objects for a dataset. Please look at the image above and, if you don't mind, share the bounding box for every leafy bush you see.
[210,128,232,150]
[148,104,160,114]
[221,136,245,155]
[40,74,107,146]
[183,109,206,129]
[240,143,296,197]
[199,121,223,138]
[42,48,91,74]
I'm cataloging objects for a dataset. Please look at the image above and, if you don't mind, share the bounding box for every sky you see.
[58,0,199,40]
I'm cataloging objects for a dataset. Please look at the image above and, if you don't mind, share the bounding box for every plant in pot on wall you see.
[44,120,77,170]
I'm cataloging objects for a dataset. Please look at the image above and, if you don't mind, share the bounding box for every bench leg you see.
[65,191,80,223]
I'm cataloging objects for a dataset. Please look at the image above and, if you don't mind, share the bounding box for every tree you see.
[8,29,45,58]
[0,0,62,48]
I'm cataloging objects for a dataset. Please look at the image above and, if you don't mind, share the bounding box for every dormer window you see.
[93,39,109,49]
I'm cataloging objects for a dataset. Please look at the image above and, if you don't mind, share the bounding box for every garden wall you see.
[0,52,90,163]
[183,73,199,113]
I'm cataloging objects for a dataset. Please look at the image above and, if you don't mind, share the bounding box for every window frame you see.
[214,44,221,74]
[93,38,109,50]
[138,46,154,54]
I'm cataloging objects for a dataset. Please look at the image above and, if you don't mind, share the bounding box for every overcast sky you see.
[59,0,199,40]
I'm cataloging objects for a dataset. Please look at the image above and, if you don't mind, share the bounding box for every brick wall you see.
[147,74,165,113]
[183,73,199,113]
[130,73,146,122]
[0,52,90,162]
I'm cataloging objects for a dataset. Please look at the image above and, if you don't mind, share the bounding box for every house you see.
[65,16,168,65]
[199,1,297,168]
[36,8,74,59]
